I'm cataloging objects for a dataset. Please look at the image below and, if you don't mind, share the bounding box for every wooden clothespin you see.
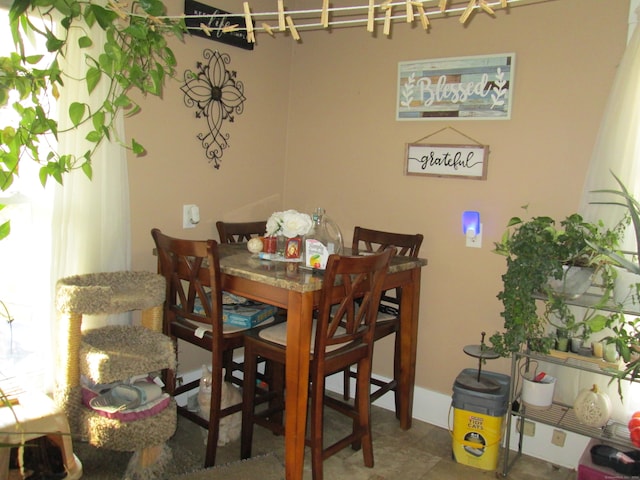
[199,22,213,36]
[479,0,495,16]
[367,0,375,32]
[243,2,255,43]
[222,24,240,34]
[459,0,476,24]
[406,0,414,23]
[278,0,286,32]
[262,22,275,36]
[381,0,392,36]
[415,3,429,30]
[286,15,301,41]
[500,0,508,7]
[321,0,329,28]
[439,0,448,13]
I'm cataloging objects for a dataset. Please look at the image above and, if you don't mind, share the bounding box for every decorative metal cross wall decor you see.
[180,49,246,169]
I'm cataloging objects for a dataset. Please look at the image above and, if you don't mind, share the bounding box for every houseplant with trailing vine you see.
[490,210,623,357]
[0,0,185,240]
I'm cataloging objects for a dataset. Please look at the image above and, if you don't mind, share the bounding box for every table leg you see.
[284,291,314,480]
[398,268,421,430]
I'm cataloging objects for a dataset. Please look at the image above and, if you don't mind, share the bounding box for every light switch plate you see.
[183,204,198,229]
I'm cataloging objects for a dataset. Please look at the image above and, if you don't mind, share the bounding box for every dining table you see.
[217,243,427,480]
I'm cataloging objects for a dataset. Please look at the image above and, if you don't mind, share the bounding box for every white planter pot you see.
[546,265,594,299]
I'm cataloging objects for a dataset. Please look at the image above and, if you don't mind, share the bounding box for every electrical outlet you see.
[517,420,536,436]
[551,429,566,447]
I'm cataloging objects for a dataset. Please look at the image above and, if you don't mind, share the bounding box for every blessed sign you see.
[397,53,515,120]
[405,144,488,180]
[184,0,254,51]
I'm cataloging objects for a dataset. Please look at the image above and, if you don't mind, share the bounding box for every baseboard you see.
[177,366,587,470]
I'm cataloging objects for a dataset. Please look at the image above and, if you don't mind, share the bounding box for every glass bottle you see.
[304,208,343,269]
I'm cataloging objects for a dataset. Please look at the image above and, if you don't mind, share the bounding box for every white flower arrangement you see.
[266,209,313,238]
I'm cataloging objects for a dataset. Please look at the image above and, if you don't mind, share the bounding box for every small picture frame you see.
[285,237,302,259]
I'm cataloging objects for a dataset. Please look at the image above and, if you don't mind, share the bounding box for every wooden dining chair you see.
[240,249,393,480]
[151,228,276,467]
[346,226,424,417]
[216,220,267,244]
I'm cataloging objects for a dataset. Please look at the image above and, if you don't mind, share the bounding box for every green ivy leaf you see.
[88,4,118,29]
[81,161,93,180]
[139,0,165,17]
[69,102,86,126]
[131,139,145,155]
[0,221,10,241]
[86,67,101,93]
[92,111,105,131]
[78,36,93,48]
[85,130,102,143]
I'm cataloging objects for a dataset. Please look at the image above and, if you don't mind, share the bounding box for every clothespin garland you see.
[286,15,301,41]
[243,2,255,43]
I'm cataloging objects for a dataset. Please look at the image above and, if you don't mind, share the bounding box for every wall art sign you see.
[184,0,254,51]
[397,53,515,120]
[405,143,488,180]
[181,49,246,169]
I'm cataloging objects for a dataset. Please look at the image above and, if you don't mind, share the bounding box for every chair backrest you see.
[151,228,224,340]
[216,220,267,244]
[352,226,423,258]
[314,250,392,360]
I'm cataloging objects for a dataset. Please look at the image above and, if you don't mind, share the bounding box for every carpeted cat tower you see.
[55,271,177,480]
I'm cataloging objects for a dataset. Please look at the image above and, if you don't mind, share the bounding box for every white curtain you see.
[578,18,640,237]
[574,11,640,420]
[51,17,132,332]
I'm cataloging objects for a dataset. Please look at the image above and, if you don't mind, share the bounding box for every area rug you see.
[169,454,284,480]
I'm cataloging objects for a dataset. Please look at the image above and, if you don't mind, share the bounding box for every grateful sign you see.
[405,143,488,180]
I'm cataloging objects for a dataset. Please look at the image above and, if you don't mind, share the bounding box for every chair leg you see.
[241,343,259,460]
[309,375,325,480]
[342,366,351,400]
[204,364,224,468]
[393,330,401,420]
[356,359,374,468]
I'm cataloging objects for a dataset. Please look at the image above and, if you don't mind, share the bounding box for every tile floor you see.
[169,401,579,480]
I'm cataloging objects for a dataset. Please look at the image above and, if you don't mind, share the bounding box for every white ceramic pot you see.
[546,265,594,299]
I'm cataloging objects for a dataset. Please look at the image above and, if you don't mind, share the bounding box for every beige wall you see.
[127,0,629,394]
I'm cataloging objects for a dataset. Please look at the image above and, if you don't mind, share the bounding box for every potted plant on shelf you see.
[490,209,623,357]
[589,172,640,383]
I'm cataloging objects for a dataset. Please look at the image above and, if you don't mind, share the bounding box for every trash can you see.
[451,368,510,471]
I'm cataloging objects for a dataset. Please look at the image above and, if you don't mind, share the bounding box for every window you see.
[0,7,55,390]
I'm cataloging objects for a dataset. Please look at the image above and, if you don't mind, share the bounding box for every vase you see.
[276,235,286,256]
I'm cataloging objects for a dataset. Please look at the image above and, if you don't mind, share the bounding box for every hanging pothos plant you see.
[0,0,185,240]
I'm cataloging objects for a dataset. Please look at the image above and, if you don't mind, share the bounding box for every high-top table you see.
[218,244,427,480]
